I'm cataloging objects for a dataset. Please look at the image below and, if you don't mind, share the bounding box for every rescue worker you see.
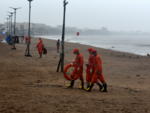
[39,38,43,42]
[85,48,93,88]
[66,48,84,89]
[36,39,44,58]
[56,39,60,52]
[85,48,103,90]
[25,36,28,44]
[86,50,108,92]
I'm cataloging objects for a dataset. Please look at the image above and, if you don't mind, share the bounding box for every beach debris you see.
[129,56,131,58]
[66,52,68,53]
[0,39,6,43]
[54,57,57,58]
[147,53,150,57]
[123,55,125,57]
[137,56,139,58]
[111,52,113,54]
[134,89,139,92]
[5,76,7,78]
[36,80,41,83]
[124,87,128,89]
[136,75,140,77]
[58,85,63,87]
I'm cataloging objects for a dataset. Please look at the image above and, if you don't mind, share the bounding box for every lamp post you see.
[5,18,9,37]
[10,7,21,50]
[8,12,13,43]
[61,0,68,72]
[25,0,33,57]
[7,15,11,36]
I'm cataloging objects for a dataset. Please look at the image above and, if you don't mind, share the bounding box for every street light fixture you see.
[25,0,33,57]
[10,7,21,50]
[8,12,13,44]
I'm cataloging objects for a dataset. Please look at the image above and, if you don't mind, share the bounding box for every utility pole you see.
[10,7,21,50]
[25,0,33,57]
[7,15,11,36]
[61,0,68,72]
[5,18,9,37]
[8,12,13,44]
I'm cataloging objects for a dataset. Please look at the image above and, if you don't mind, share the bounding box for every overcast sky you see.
[0,0,150,32]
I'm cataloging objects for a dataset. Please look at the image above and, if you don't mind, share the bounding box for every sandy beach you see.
[0,35,150,113]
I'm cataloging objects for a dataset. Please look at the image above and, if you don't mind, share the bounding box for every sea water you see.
[34,35,150,56]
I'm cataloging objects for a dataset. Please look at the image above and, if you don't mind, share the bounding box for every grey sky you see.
[1,0,150,32]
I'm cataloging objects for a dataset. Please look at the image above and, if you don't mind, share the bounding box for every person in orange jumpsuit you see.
[85,48,103,90]
[36,39,44,58]
[85,48,93,88]
[86,50,108,92]
[25,36,28,44]
[39,38,43,42]
[66,48,84,89]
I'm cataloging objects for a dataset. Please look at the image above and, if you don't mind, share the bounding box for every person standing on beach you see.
[39,38,43,42]
[25,36,28,44]
[86,50,108,92]
[85,48,103,90]
[36,38,44,58]
[66,48,84,89]
[56,39,60,52]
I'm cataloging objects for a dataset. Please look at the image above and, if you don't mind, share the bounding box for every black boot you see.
[78,80,84,89]
[87,84,89,88]
[66,79,74,88]
[85,83,94,92]
[100,82,108,92]
[39,53,41,58]
[97,83,103,91]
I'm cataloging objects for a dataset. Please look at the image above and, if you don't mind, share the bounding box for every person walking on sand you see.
[66,48,84,89]
[85,48,93,88]
[86,50,108,92]
[36,38,44,58]
[85,48,103,90]
[56,39,60,52]
[39,38,43,43]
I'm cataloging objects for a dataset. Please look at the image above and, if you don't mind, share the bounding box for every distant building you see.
[4,22,47,31]
[56,25,62,30]
[102,27,107,31]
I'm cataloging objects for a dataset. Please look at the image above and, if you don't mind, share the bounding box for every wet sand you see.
[0,35,150,113]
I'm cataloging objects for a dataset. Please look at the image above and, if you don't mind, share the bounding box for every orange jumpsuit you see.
[72,53,84,81]
[25,36,28,43]
[36,41,44,57]
[86,54,94,83]
[91,54,105,83]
